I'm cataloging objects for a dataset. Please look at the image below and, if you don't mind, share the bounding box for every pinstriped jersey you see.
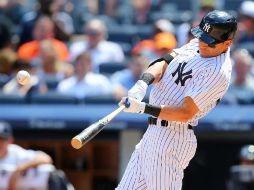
[149,39,232,126]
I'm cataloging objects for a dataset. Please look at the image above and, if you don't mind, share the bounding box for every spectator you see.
[32,39,74,94]
[237,1,254,44]
[129,0,152,25]
[0,122,53,190]
[223,49,254,104]
[154,18,175,35]
[132,32,177,61]
[64,0,88,34]
[19,0,74,45]
[50,0,75,41]
[69,18,125,72]
[131,18,176,61]
[111,55,149,100]
[18,15,70,62]
[118,0,152,25]
[57,52,111,99]
[1,0,28,26]
[103,0,119,18]
[0,0,17,38]
[153,32,177,57]
[0,19,17,75]
[227,145,254,190]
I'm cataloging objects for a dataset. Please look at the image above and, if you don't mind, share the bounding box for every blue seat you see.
[30,91,80,104]
[84,94,117,104]
[150,10,192,25]
[0,74,10,88]
[0,93,26,104]
[98,62,127,75]
[44,76,59,90]
[117,42,132,56]
[108,24,153,45]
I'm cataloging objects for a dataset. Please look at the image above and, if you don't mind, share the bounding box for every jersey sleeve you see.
[16,147,38,162]
[184,66,228,111]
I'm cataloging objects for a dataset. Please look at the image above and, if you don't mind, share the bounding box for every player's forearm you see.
[144,97,199,122]
[159,105,193,122]
[144,104,192,122]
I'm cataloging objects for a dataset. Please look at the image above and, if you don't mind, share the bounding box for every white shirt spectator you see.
[57,72,112,98]
[70,40,125,72]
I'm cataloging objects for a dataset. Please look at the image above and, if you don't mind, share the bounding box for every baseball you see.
[16,70,30,85]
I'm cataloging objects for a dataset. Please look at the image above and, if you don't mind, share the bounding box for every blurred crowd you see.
[0,0,254,105]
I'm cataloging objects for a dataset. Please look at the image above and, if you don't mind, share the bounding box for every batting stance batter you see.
[116,10,237,190]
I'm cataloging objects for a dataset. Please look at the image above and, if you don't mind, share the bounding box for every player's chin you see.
[199,49,211,58]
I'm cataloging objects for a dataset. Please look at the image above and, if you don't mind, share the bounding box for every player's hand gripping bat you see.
[71,100,129,149]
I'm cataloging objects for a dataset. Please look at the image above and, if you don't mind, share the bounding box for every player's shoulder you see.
[8,144,26,153]
[174,39,199,55]
[201,48,231,68]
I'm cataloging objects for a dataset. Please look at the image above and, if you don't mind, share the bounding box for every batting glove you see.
[128,80,148,101]
[119,97,146,114]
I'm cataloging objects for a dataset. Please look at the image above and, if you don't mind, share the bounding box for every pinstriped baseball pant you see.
[116,124,197,190]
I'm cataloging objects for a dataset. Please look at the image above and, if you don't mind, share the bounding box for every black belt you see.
[148,117,193,130]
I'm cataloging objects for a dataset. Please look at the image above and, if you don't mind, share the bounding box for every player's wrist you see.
[144,104,161,117]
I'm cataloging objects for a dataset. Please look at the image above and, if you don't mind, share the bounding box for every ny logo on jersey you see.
[203,23,211,33]
[172,62,192,86]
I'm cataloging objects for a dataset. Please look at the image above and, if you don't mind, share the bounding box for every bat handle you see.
[124,98,130,108]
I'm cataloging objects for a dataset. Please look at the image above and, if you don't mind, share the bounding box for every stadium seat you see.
[44,76,60,90]
[108,24,153,45]
[0,74,10,88]
[150,10,192,25]
[84,94,118,104]
[117,42,133,56]
[98,62,127,75]
[0,93,26,104]
[30,91,80,104]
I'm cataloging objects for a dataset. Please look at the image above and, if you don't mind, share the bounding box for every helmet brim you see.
[191,26,217,45]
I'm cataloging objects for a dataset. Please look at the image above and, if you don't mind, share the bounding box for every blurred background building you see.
[0,0,254,190]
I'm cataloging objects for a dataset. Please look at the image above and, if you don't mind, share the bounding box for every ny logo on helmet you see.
[203,23,211,33]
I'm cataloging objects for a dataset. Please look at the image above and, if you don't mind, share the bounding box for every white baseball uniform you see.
[116,39,232,190]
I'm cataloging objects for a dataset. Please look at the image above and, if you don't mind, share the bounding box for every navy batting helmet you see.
[191,10,237,46]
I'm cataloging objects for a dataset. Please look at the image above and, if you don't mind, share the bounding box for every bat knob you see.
[71,137,82,149]
[124,97,130,108]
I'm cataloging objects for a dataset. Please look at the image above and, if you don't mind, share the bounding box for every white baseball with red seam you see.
[16,70,30,85]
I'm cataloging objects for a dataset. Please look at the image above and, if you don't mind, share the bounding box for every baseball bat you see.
[71,105,126,149]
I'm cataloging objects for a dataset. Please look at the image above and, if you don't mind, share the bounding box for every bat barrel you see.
[71,121,106,149]
[71,137,82,149]
[71,105,125,149]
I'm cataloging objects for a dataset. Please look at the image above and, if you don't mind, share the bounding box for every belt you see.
[148,117,193,130]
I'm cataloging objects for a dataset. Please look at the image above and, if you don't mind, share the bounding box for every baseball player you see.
[116,10,237,190]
